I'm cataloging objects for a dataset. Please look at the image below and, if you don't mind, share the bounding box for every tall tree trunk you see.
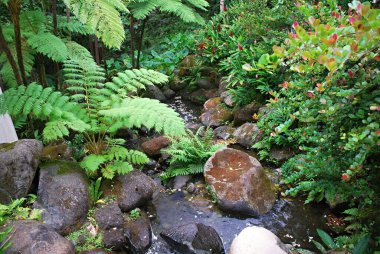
[8,0,27,84]
[0,87,19,144]
[66,7,70,22]
[94,36,100,65]
[129,15,136,68]
[136,18,148,69]
[36,54,48,86]
[0,25,22,85]
[220,0,225,12]
[89,35,94,58]
[52,0,59,85]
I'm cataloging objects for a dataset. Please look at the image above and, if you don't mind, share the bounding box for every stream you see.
[143,96,330,253]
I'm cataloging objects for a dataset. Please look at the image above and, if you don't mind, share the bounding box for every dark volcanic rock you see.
[94,202,125,250]
[3,220,75,254]
[233,123,262,147]
[233,102,261,126]
[214,126,235,140]
[124,212,152,254]
[117,171,156,212]
[0,139,43,203]
[160,223,225,254]
[204,148,276,216]
[34,161,90,235]
[200,98,233,127]
[145,85,167,102]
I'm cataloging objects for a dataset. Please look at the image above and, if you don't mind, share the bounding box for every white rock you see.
[229,226,289,254]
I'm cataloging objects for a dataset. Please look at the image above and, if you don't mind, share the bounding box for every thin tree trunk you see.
[0,87,19,144]
[52,0,59,85]
[36,54,48,86]
[89,35,94,58]
[94,36,100,65]
[66,7,70,22]
[8,0,27,84]
[220,0,225,12]
[0,25,22,85]
[129,15,136,68]
[136,18,148,69]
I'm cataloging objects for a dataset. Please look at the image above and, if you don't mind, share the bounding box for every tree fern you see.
[0,82,89,141]
[99,97,186,136]
[27,32,68,62]
[63,0,128,49]
[57,15,90,35]
[161,127,225,179]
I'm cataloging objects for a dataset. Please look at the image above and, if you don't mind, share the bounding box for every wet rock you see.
[117,170,156,212]
[3,220,75,254]
[200,98,233,127]
[229,226,290,254]
[124,212,152,254]
[233,102,261,126]
[185,123,203,133]
[42,143,72,161]
[141,136,171,156]
[94,202,125,250]
[204,148,276,216]
[233,123,262,147]
[34,161,90,235]
[160,223,225,254]
[204,89,219,99]
[197,79,214,90]
[269,147,294,163]
[142,159,159,172]
[186,183,196,193]
[0,139,43,203]
[218,78,228,95]
[170,76,186,91]
[163,87,176,99]
[173,175,191,190]
[214,126,235,140]
[221,91,234,107]
[188,89,209,106]
[145,85,167,102]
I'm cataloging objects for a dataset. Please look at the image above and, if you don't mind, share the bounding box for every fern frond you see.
[65,40,97,69]
[99,97,186,137]
[80,154,107,172]
[57,15,90,35]
[27,32,68,62]
[63,0,127,49]
[20,10,47,35]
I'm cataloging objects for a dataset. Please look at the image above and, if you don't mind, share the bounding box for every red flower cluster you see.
[331,11,341,19]
[199,42,205,50]
[237,43,243,51]
[341,173,350,181]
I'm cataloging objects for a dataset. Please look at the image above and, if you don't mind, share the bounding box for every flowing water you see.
[144,96,330,253]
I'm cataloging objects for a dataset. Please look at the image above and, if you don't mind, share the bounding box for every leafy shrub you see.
[161,127,225,179]
[252,0,380,238]
[0,227,12,253]
[0,195,41,225]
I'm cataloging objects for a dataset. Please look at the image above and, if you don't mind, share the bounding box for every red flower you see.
[229,31,233,37]
[237,43,243,51]
[212,47,217,54]
[281,81,289,89]
[217,25,221,31]
[376,130,380,136]
[306,91,315,98]
[293,21,299,28]
[349,17,355,25]
[348,70,354,78]
[331,11,336,17]
[331,33,338,43]
[199,42,205,50]
[224,6,228,11]
[341,173,350,181]
[291,33,298,39]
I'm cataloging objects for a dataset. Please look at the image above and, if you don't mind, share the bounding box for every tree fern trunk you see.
[89,35,94,58]
[129,15,136,68]
[0,24,22,85]
[94,36,100,64]
[37,54,48,86]
[8,0,27,84]
[136,18,148,69]
[0,87,18,144]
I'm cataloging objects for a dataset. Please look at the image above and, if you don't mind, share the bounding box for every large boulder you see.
[117,170,156,212]
[214,126,235,141]
[34,161,90,235]
[41,143,73,161]
[124,212,152,254]
[144,85,167,102]
[200,98,233,127]
[233,123,262,147]
[160,223,224,254]
[94,202,125,250]
[2,220,75,254]
[204,148,276,216]
[229,226,290,254]
[0,140,43,203]
[141,136,171,157]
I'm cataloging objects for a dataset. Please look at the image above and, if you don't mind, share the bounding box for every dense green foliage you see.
[161,127,225,179]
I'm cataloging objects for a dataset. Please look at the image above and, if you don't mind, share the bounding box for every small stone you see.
[233,123,262,147]
[141,136,171,156]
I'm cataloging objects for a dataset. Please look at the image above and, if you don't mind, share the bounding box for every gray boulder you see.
[117,170,156,212]
[0,139,43,203]
[2,220,75,254]
[124,212,152,254]
[233,123,262,147]
[94,202,125,250]
[214,126,235,140]
[145,85,167,102]
[34,161,90,235]
[220,91,234,107]
[160,223,224,254]
[204,148,276,216]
